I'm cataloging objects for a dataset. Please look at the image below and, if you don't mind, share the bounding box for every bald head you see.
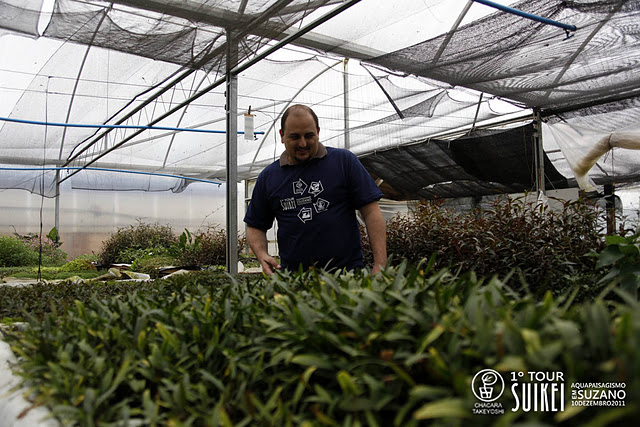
[280,104,319,133]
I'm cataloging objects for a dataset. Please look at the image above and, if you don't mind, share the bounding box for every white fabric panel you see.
[546,122,640,191]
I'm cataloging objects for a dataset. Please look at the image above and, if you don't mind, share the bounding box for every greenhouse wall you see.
[0,181,242,259]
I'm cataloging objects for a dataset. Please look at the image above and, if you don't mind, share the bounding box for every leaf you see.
[409,385,450,400]
[604,235,628,246]
[156,322,179,352]
[337,370,361,396]
[291,354,333,370]
[417,323,445,353]
[596,246,625,269]
[413,398,469,420]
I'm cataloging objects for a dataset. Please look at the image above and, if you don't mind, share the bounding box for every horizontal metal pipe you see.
[472,0,577,32]
[0,166,222,186]
[0,116,262,135]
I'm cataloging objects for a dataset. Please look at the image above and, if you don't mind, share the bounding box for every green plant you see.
[169,228,201,258]
[173,226,245,267]
[74,253,100,262]
[0,235,39,267]
[60,258,97,273]
[14,229,68,266]
[364,196,605,296]
[118,245,171,265]
[131,255,178,278]
[596,229,640,296]
[98,220,177,265]
[46,227,62,247]
[4,264,640,426]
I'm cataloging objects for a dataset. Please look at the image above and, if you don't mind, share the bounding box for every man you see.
[244,104,387,275]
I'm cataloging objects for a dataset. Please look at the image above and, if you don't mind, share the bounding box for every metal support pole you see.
[533,109,545,196]
[54,172,60,233]
[343,58,350,150]
[226,30,239,274]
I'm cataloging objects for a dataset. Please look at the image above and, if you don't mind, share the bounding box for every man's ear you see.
[279,128,284,140]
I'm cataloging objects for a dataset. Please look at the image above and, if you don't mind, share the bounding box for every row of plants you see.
[97,221,247,276]
[1,222,247,280]
[2,258,638,426]
[1,196,627,283]
[362,197,622,298]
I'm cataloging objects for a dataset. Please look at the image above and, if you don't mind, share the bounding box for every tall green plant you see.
[596,230,640,297]
[0,235,39,267]
[364,196,605,295]
[98,220,177,265]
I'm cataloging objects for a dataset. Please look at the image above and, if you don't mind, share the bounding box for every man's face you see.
[280,110,320,164]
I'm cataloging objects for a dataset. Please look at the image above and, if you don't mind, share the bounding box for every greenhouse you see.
[1,0,640,426]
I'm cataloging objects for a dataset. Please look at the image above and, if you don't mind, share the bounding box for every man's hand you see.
[247,226,281,275]
[258,254,281,275]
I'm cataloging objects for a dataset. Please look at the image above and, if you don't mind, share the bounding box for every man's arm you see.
[359,201,387,274]
[246,226,281,275]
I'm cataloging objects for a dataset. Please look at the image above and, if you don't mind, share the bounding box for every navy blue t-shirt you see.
[244,147,383,271]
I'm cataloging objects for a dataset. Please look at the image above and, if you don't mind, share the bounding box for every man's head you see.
[279,104,320,164]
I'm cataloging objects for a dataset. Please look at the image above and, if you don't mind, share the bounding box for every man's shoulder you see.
[326,146,357,160]
[259,159,283,175]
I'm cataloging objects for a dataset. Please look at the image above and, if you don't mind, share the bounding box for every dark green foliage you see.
[4,265,639,426]
[0,228,67,267]
[364,197,605,295]
[98,220,177,265]
[0,279,159,321]
[596,229,640,297]
[97,222,245,268]
[132,255,179,278]
[172,226,246,267]
[0,236,39,267]
[60,258,97,273]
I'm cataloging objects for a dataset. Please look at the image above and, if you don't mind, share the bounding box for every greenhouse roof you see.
[1,0,639,199]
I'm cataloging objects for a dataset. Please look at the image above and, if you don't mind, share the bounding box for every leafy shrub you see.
[0,235,39,267]
[4,264,640,426]
[118,245,171,265]
[98,220,177,265]
[15,229,67,266]
[132,255,178,278]
[172,226,245,267]
[74,253,100,263]
[364,196,605,295]
[59,258,97,273]
[596,229,640,296]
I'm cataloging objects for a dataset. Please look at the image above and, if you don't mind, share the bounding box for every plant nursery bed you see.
[0,337,58,426]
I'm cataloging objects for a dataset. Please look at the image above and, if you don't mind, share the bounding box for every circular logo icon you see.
[472,369,505,402]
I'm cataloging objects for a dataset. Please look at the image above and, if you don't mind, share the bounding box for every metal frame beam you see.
[226,30,239,274]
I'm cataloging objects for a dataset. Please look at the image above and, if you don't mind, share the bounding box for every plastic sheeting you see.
[546,121,640,192]
[1,0,639,199]
[360,124,570,200]
[0,0,43,36]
